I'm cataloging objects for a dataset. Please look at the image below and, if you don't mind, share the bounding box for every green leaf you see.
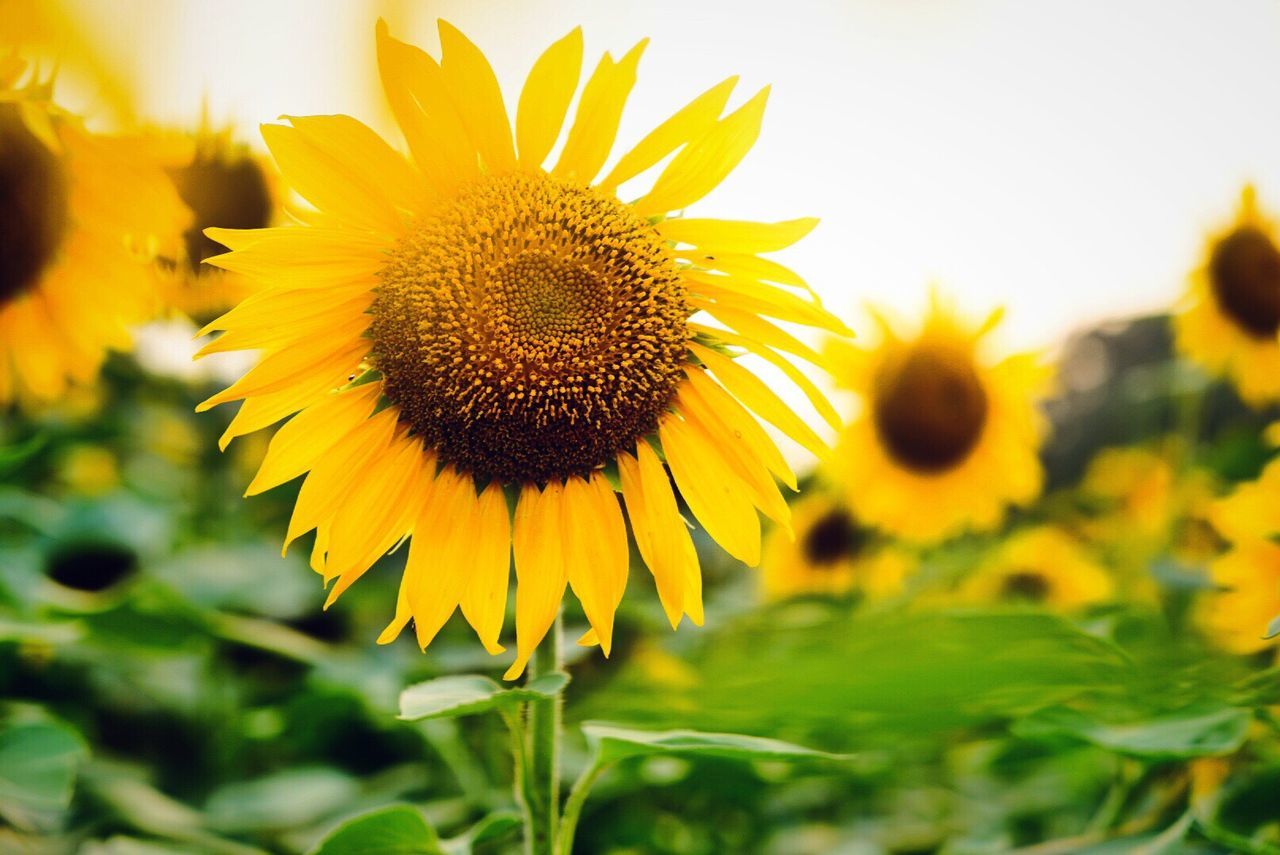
[581,722,847,766]
[440,810,521,855]
[206,768,359,833]
[0,433,45,476]
[0,720,88,828]
[1265,614,1280,641]
[398,673,568,721]
[1013,702,1251,759]
[309,805,442,855]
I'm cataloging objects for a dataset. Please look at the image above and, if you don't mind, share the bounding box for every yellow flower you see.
[196,21,848,678]
[1198,540,1280,654]
[0,59,189,406]
[826,296,1047,543]
[760,494,910,601]
[149,125,279,323]
[959,527,1114,611]
[1173,185,1280,407]
[1081,445,1177,539]
[58,444,118,496]
[1211,457,1280,546]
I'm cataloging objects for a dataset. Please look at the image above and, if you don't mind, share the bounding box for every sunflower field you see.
[2,2,1280,854]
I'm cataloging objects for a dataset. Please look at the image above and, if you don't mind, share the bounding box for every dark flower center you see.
[1000,570,1050,602]
[0,104,69,304]
[168,153,272,272]
[371,173,688,485]
[873,344,988,473]
[46,541,137,592]
[801,508,867,566]
[1209,226,1280,339]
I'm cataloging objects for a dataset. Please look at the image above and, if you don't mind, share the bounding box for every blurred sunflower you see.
[153,125,278,323]
[959,527,1113,611]
[1210,457,1280,546]
[0,58,188,405]
[760,494,910,601]
[1197,540,1280,654]
[1174,185,1280,407]
[826,296,1047,543]
[197,21,848,678]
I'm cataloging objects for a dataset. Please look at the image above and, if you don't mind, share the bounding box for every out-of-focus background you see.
[27,0,1280,349]
[3,2,1280,854]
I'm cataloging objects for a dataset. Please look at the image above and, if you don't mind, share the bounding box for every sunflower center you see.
[801,508,866,566]
[168,154,273,272]
[371,172,689,484]
[1000,570,1050,602]
[873,344,988,473]
[0,105,69,304]
[1209,226,1280,338]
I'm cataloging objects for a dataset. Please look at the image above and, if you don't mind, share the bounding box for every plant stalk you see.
[524,614,563,854]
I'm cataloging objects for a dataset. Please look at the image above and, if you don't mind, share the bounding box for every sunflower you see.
[760,494,910,601]
[151,125,278,323]
[1210,457,1280,546]
[1197,540,1280,655]
[826,296,1047,543]
[959,527,1113,611]
[1173,185,1280,407]
[196,21,848,679]
[0,58,188,406]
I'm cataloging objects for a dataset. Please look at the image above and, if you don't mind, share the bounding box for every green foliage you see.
[581,723,848,765]
[1012,702,1251,759]
[309,805,440,855]
[399,673,569,721]
[0,719,87,830]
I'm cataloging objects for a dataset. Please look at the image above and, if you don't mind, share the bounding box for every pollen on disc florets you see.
[370,172,690,485]
[0,104,69,304]
[872,343,989,473]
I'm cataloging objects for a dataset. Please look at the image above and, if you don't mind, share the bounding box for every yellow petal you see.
[688,342,828,459]
[636,86,768,216]
[689,322,842,432]
[676,391,791,532]
[617,442,703,627]
[323,434,429,604]
[460,482,513,655]
[283,408,399,551]
[438,20,516,173]
[196,335,366,411]
[516,27,583,170]
[687,271,850,334]
[404,467,479,648]
[260,122,401,235]
[676,249,811,293]
[247,382,381,495]
[563,473,628,656]
[551,40,646,185]
[658,415,761,565]
[505,482,569,680]
[658,217,818,254]
[283,114,430,215]
[597,75,737,192]
[680,368,795,489]
[375,20,478,194]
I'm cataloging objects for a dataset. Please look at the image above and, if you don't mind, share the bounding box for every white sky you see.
[53,0,1280,352]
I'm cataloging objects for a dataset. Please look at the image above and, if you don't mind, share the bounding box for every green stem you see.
[525,615,563,854]
[558,757,608,855]
[502,710,535,855]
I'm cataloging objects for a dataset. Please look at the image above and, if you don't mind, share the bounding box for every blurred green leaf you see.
[308,804,441,855]
[0,719,88,829]
[0,616,83,644]
[398,673,568,721]
[0,434,45,476]
[582,723,847,765]
[206,768,359,833]
[1013,702,1250,759]
[1266,614,1280,641]
[439,810,521,855]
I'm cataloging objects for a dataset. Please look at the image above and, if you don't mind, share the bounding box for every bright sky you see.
[51,0,1280,353]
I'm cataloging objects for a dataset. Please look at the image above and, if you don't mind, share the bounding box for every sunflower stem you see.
[525,614,563,855]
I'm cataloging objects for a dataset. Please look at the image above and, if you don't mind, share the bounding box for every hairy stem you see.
[525,615,563,854]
